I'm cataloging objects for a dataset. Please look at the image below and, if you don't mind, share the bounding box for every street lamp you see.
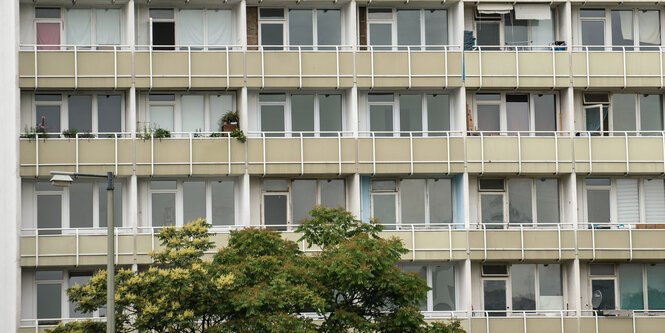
[50,171,115,333]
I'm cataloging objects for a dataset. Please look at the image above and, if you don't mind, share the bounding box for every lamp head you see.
[50,174,73,187]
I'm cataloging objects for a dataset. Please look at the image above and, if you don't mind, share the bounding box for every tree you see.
[49,209,464,333]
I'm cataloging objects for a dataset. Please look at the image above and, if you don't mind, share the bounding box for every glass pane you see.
[368,8,392,20]
[427,94,450,133]
[591,264,615,275]
[181,95,205,133]
[98,95,122,133]
[36,95,62,102]
[370,105,394,135]
[99,183,122,228]
[425,10,447,46]
[373,194,397,227]
[400,179,426,224]
[372,179,396,191]
[647,264,665,309]
[264,195,288,226]
[263,179,288,191]
[592,279,616,310]
[511,264,536,311]
[37,284,61,319]
[399,95,422,134]
[212,180,234,226]
[37,23,60,50]
[152,193,176,227]
[644,179,665,222]
[586,178,611,186]
[149,94,175,101]
[65,9,91,46]
[477,105,500,132]
[260,8,284,19]
[96,9,121,45]
[320,179,345,209]
[370,23,392,46]
[261,23,283,47]
[619,264,644,310]
[534,94,556,134]
[397,10,421,46]
[261,105,285,135]
[433,265,455,310]
[150,105,174,131]
[36,271,63,280]
[428,179,453,224]
[36,182,61,191]
[207,10,233,46]
[616,179,639,223]
[152,22,175,49]
[36,8,61,19]
[292,180,317,224]
[479,179,505,190]
[508,179,532,225]
[69,183,93,228]
[69,273,92,318]
[177,9,204,46]
[151,180,176,190]
[402,265,427,311]
[183,181,205,224]
[476,22,500,46]
[611,11,634,49]
[481,194,504,229]
[582,20,605,47]
[259,94,287,102]
[368,94,394,103]
[483,264,508,275]
[585,106,608,133]
[38,195,61,234]
[504,12,528,46]
[581,9,605,18]
[36,105,61,133]
[484,280,507,315]
[587,189,610,223]
[319,94,342,135]
[536,179,560,224]
[317,10,341,46]
[149,8,174,19]
[68,95,92,133]
[210,95,233,132]
[613,94,637,132]
[638,11,660,47]
[640,95,663,132]
[289,10,313,46]
[539,264,563,310]
[506,95,529,133]
[291,95,315,134]
[477,94,501,101]
[532,15,554,47]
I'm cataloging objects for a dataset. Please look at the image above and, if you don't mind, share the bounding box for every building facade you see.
[3,0,665,332]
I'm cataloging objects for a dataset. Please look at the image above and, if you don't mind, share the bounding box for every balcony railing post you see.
[114,133,118,175]
[260,45,265,89]
[478,46,483,88]
[298,46,302,89]
[149,44,153,89]
[74,45,78,89]
[335,46,340,89]
[409,132,414,175]
[300,132,304,176]
[588,131,593,175]
[188,46,192,90]
[625,131,630,174]
[34,44,38,88]
[226,45,230,89]
[411,224,416,261]
[35,133,39,177]
[523,311,527,333]
[371,132,376,176]
[76,228,79,267]
[448,223,453,260]
[407,46,412,88]
[35,229,39,267]
[554,132,559,175]
[227,133,232,175]
[520,223,525,262]
[480,132,485,176]
[557,223,562,261]
[444,45,448,86]
[660,46,664,89]
[370,45,375,88]
[262,132,267,177]
[446,131,451,175]
[483,224,487,262]
[585,46,590,88]
[517,131,522,175]
[75,132,79,173]
[662,131,665,175]
[622,46,627,89]
[151,132,154,176]
[337,132,342,176]
[551,45,556,89]
[189,132,193,176]
[515,46,519,88]
[591,224,596,261]
[628,223,633,261]
[114,45,118,89]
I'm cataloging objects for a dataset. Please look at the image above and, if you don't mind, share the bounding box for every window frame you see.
[577,7,664,50]
[32,93,126,136]
[259,8,344,49]
[366,92,452,136]
[474,8,556,48]
[146,92,235,134]
[258,92,345,137]
[582,93,664,135]
[365,8,450,49]
[61,7,124,47]
[175,8,235,49]
[400,263,457,312]
[472,92,560,135]
[34,7,63,49]
[583,177,665,226]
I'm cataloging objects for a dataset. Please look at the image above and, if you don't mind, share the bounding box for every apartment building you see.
[2,0,665,332]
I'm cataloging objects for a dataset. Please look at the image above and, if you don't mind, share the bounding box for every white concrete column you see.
[126,0,135,49]
[451,0,464,47]
[239,87,248,132]
[459,259,473,317]
[345,1,357,48]
[0,0,20,330]
[238,0,247,50]
[347,174,361,218]
[239,174,251,226]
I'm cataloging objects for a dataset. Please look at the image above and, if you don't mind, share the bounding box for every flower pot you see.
[223,123,239,132]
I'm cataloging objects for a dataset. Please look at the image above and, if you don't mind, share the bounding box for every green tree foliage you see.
[49,209,464,333]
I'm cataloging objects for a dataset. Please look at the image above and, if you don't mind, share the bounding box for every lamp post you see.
[50,171,115,333]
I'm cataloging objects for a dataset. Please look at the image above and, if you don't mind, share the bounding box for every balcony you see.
[20,131,665,177]
[571,46,665,88]
[18,45,463,90]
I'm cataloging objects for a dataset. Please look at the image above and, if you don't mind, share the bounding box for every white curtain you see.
[96,9,121,45]
[181,95,205,133]
[210,95,233,131]
[619,11,633,40]
[515,4,551,20]
[532,18,554,47]
[178,9,204,46]
[644,179,665,222]
[208,9,233,46]
[66,9,91,45]
[616,179,639,223]
[639,11,661,45]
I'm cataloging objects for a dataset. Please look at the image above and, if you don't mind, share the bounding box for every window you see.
[31,94,123,136]
[580,8,662,50]
[473,93,558,135]
[64,8,122,46]
[150,8,175,50]
[147,93,234,134]
[482,264,563,316]
[259,93,343,137]
[401,264,456,312]
[478,178,560,229]
[366,8,448,49]
[258,8,340,49]
[475,5,555,49]
[177,9,233,49]
[149,179,235,227]
[35,8,61,50]
[585,177,665,225]
[370,178,454,230]
[35,94,62,136]
[34,181,123,234]
[68,272,101,318]
[368,93,450,136]
[36,271,63,324]
[584,93,663,135]
[262,178,346,229]
[589,263,665,311]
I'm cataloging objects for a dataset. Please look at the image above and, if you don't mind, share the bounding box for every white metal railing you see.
[21,317,106,331]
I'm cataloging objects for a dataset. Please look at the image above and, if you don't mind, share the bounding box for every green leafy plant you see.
[209,132,224,138]
[79,133,97,139]
[20,125,36,139]
[137,124,171,140]
[62,128,78,138]
[229,129,246,143]
[153,128,171,139]
[221,111,239,124]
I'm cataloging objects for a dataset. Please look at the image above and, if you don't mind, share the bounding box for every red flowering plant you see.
[20,116,48,139]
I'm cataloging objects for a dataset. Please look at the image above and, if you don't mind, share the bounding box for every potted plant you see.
[62,128,78,138]
[220,111,239,132]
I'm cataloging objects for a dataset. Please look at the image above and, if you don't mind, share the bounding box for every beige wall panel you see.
[18,52,35,77]
[151,52,188,77]
[36,52,74,77]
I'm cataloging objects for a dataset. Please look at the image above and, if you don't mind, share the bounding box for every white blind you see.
[178,9,204,46]
[514,4,551,20]
[616,179,639,223]
[207,10,233,45]
[96,9,121,45]
[181,95,205,132]
[644,179,665,222]
[66,9,91,45]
